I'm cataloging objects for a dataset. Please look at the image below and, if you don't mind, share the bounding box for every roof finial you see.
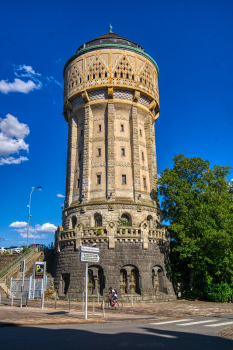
[109,24,113,33]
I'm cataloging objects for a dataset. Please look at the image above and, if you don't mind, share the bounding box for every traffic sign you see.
[79,252,100,263]
[33,261,46,279]
[78,246,100,253]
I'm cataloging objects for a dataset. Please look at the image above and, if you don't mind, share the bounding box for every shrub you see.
[205,283,233,302]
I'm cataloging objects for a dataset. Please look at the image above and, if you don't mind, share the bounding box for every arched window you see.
[121,213,131,226]
[71,216,77,229]
[147,215,153,229]
[94,214,102,227]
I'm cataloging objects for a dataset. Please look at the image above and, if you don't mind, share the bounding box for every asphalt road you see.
[1,316,233,350]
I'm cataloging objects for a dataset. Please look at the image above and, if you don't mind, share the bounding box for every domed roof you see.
[63,26,159,76]
[76,31,145,53]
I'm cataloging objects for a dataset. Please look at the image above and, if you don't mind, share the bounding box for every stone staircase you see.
[0,250,44,297]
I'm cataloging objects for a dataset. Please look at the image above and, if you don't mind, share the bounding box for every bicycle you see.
[101,296,123,310]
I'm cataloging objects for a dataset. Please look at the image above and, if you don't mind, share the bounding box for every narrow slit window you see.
[142,151,144,161]
[140,77,142,83]
[140,129,142,137]
[120,72,123,78]
[80,78,82,83]
[99,72,101,78]
[72,82,74,87]
[132,75,134,80]
[121,148,125,156]
[114,72,117,78]
[93,73,95,79]
[120,124,124,132]
[77,179,80,189]
[105,72,107,78]
[143,177,147,189]
[122,175,126,184]
[98,124,101,132]
[97,175,101,185]
[88,75,89,81]
[98,148,101,156]
[126,73,129,79]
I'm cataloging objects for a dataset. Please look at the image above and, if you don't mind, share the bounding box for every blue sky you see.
[0,0,232,247]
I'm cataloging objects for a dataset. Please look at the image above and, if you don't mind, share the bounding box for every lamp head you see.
[37,186,42,190]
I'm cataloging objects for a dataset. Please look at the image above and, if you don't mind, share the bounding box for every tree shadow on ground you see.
[0,323,233,350]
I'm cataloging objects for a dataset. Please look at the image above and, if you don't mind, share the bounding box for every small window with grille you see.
[97,148,101,157]
[122,175,126,184]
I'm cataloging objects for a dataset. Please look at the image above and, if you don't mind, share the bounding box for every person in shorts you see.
[109,287,117,306]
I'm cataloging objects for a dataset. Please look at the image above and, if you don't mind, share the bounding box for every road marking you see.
[206,321,233,327]
[150,333,177,338]
[177,320,216,326]
[150,319,193,325]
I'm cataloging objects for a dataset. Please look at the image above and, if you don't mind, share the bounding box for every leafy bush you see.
[97,229,102,235]
[205,283,233,302]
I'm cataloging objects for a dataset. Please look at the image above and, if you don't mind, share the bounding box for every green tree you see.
[158,154,233,300]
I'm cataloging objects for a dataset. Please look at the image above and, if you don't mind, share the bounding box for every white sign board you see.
[78,246,100,253]
[79,252,100,263]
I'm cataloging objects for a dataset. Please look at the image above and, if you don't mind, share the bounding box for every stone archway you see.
[152,265,166,293]
[120,265,140,294]
[88,265,105,295]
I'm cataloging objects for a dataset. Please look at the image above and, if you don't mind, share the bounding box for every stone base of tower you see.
[54,232,176,302]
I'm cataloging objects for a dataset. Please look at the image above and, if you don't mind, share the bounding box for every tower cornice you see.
[63,44,159,77]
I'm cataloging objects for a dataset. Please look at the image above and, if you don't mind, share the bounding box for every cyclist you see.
[109,287,117,306]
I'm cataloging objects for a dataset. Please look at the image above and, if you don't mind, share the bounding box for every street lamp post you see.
[30,215,36,246]
[26,186,42,247]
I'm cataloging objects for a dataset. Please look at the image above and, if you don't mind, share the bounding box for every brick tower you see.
[54,27,175,302]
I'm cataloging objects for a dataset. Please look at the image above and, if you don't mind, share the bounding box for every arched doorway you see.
[88,269,94,294]
[94,214,102,227]
[121,213,131,226]
[120,269,127,293]
[88,266,105,295]
[152,266,165,292]
[71,216,77,229]
[147,215,153,229]
[120,265,140,294]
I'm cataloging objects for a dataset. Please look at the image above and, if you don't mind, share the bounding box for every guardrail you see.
[0,249,33,279]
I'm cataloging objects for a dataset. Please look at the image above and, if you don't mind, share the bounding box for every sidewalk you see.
[2,299,233,330]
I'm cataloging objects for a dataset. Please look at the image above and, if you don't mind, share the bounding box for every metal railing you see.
[0,249,33,279]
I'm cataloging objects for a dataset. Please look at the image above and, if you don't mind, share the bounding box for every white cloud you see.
[0,78,42,94]
[9,221,27,228]
[0,114,29,139]
[0,156,29,165]
[55,58,62,64]
[57,194,65,198]
[36,223,57,233]
[14,65,41,79]
[13,222,56,239]
[0,114,29,164]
